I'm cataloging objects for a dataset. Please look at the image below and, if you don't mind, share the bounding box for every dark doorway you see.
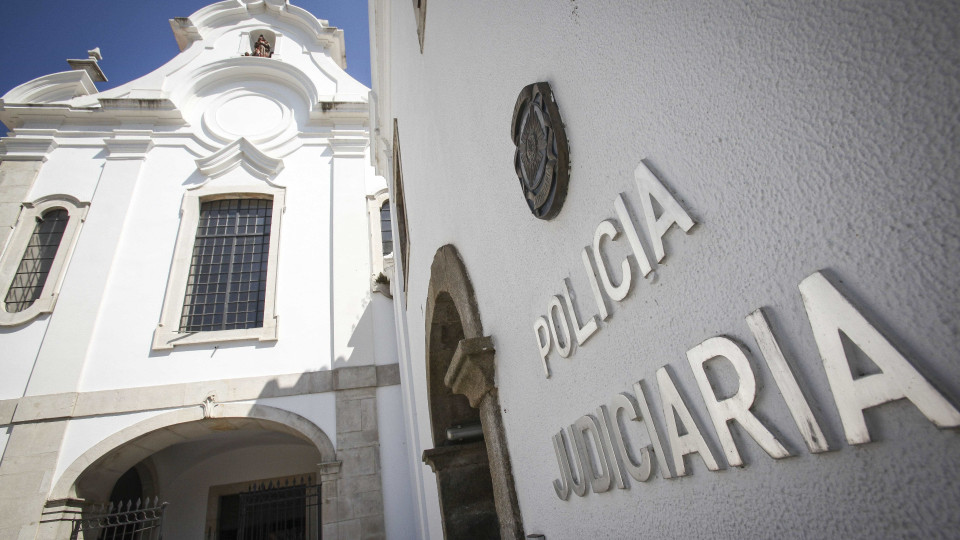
[218,481,320,540]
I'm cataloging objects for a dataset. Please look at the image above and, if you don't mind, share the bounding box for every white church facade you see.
[0,1,415,539]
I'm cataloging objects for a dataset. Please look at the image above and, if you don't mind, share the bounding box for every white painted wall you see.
[0,318,47,400]
[252,393,337,449]
[374,0,960,537]
[376,384,415,540]
[54,409,171,491]
[0,0,383,397]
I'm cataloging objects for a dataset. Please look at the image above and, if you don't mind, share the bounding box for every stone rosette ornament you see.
[511,82,569,220]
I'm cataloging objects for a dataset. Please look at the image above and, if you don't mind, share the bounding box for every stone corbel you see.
[444,336,496,408]
[317,460,342,480]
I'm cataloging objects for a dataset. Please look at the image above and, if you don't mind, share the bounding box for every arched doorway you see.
[422,245,523,539]
[48,404,339,539]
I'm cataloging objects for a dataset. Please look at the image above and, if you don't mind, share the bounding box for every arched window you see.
[0,195,88,326]
[380,200,393,256]
[4,208,69,313]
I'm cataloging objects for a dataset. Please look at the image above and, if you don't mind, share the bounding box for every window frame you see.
[0,194,88,326]
[152,184,284,350]
[366,188,395,294]
[392,119,410,293]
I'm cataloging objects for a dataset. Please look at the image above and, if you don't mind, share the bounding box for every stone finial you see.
[66,47,107,82]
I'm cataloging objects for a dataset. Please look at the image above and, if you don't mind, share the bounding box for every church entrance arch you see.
[422,245,524,540]
[45,404,340,539]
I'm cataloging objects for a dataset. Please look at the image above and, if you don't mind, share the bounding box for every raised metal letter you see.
[633,160,696,263]
[747,308,830,453]
[547,296,572,358]
[593,219,632,302]
[534,316,552,378]
[552,430,573,500]
[686,336,791,467]
[596,405,627,489]
[656,366,721,476]
[562,278,598,346]
[573,415,613,493]
[614,193,653,277]
[581,247,610,321]
[800,272,960,445]
[606,393,653,483]
[633,381,674,479]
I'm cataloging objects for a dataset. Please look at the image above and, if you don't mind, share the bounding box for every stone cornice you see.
[104,130,155,160]
[1,363,400,426]
[0,135,58,161]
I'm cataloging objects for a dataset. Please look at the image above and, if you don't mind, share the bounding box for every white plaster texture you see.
[376,385,416,540]
[251,393,337,451]
[25,147,102,204]
[372,0,960,537]
[53,409,170,493]
[0,318,48,400]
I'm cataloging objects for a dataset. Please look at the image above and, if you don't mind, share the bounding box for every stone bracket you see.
[444,336,496,408]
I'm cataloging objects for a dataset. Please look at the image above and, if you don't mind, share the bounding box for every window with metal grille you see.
[380,200,393,256]
[4,208,69,313]
[179,198,272,333]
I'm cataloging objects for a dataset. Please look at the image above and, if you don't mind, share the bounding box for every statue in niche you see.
[245,35,273,58]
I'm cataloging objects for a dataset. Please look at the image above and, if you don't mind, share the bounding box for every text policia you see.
[530,160,960,500]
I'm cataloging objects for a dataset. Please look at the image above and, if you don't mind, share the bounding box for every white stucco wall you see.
[252,393,337,448]
[54,409,171,491]
[376,384,416,540]
[378,0,960,537]
[0,319,47,400]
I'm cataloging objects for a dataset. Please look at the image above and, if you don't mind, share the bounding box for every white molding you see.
[1,70,97,104]
[0,195,90,326]
[152,183,285,350]
[104,131,155,160]
[366,186,395,296]
[0,136,58,161]
[194,138,285,182]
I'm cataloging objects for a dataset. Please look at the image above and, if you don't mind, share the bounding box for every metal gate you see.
[236,478,320,540]
[68,497,167,540]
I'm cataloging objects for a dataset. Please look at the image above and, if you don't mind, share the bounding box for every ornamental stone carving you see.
[511,82,569,220]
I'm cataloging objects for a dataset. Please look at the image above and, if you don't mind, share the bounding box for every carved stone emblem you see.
[511,82,569,220]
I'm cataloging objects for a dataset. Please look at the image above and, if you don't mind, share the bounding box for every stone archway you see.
[50,403,336,503]
[422,245,523,540]
[40,404,342,540]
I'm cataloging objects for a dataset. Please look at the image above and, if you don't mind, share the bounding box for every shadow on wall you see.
[333,296,378,369]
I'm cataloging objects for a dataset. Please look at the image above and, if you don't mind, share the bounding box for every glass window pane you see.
[4,209,69,313]
[380,201,393,256]
[179,199,272,332]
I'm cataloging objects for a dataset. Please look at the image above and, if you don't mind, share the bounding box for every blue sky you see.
[0,0,371,97]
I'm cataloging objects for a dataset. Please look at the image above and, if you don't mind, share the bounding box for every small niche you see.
[245,30,276,58]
